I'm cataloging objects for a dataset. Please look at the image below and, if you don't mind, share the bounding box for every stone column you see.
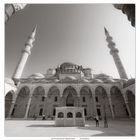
[7,94,18,118]
[60,86,65,106]
[76,96,80,107]
[123,94,132,118]
[24,94,33,119]
[92,89,97,116]
[108,95,115,119]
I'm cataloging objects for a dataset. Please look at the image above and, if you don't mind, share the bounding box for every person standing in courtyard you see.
[95,115,99,127]
[33,114,37,120]
[42,114,46,120]
[104,115,108,128]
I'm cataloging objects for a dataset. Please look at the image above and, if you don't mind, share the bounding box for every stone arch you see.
[80,86,93,117]
[43,86,60,118]
[28,86,45,118]
[12,86,30,118]
[80,86,92,96]
[48,86,60,98]
[76,112,82,118]
[63,86,78,106]
[5,90,14,118]
[126,90,135,117]
[58,112,64,118]
[110,86,127,118]
[95,86,111,119]
[67,112,73,118]
[62,85,78,96]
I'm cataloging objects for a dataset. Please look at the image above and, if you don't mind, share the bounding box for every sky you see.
[5,4,135,79]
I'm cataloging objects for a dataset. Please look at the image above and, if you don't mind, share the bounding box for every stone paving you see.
[5,119,135,137]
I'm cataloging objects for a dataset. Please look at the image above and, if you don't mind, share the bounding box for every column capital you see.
[90,87,96,96]
[29,94,33,98]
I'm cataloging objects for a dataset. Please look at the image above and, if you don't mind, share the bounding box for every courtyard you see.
[5,118,135,137]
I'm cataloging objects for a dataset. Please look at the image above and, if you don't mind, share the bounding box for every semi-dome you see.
[29,73,45,79]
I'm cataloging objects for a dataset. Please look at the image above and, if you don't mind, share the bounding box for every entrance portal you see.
[66,93,74,106]
[63,86,77,106]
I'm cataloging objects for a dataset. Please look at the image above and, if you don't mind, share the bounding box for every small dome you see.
[64,76,77,80]
[54,79,60,82]
[80,78,89,82]
[123,78,135,87]
[94,73,112,79]
[46,68,55,75]
[5,78,15,86]
[91,79,103,83]
[104,79,115,83]
[29,73,45,79]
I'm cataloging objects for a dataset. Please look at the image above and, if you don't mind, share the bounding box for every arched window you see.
[82,97,86,102]
[42,96,45,101]
[39,108,43,116]
[95,96,98,102]
[48,86,60,98]
[84,108,87,116]
[76,112,82,118]
[67,112,73,118]
[54,96,58,102]
[53,109,56,116]
[58,112,64,118]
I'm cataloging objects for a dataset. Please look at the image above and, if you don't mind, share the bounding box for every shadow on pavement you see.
[77,120,135,136]
[27,124,55,127]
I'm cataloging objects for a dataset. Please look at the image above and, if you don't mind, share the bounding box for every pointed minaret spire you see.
[104,27,128,79]
[25,25,37,50]
[12,26,37,85]
[104,27,108,35]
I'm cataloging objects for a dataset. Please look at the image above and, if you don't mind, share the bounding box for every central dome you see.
[56,62,83,76]
[60,62,78,69]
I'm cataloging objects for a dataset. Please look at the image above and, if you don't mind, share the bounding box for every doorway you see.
[66,93,74,106]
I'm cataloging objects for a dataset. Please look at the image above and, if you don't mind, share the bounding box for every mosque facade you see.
[5,62,135,120]
[5,27,135,120]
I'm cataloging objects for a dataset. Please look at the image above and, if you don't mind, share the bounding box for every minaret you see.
[104,27,128,79]
[12,26,37,85]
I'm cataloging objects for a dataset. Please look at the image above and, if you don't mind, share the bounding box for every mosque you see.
[5,26,135,120]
